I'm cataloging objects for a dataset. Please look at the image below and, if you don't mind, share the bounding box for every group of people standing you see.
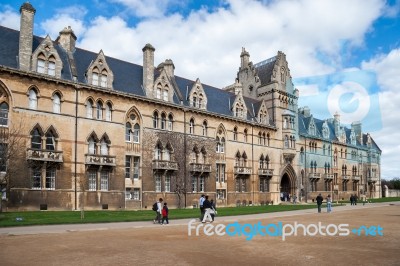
[153,198,169,225]
[316,193,332,213]
[199,194,217,223]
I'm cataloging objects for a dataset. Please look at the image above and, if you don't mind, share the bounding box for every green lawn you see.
[1,197,398,227]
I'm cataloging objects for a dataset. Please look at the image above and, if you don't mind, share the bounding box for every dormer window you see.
[163,88,168,101]
[100,71,107,87]
[189,81,207,110]
[86,50,114,89]
[48,57,56,76]
[92,68,108,88]
[37,57,45,73]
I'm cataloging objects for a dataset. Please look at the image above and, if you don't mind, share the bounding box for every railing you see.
[308,173,321,179]
[234,166,252,175]
[352,175,361,181]
[324,174,334,180]
[342,175,350,180]
[189,163,212,173]
[367,176,379,182]
[216,153,226,161]
[125,142,141,153]
[152,160,178,171]
[258,169,274,176]
[27,149,63,163]
[85,154,116,166]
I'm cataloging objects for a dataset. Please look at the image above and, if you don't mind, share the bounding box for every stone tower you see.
[142,43,155,97]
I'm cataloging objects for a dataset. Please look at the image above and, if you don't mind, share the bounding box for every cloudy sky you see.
[1,0,399,179]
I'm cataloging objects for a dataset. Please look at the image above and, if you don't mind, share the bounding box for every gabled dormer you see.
[257,100,269,125]
[31,35,63,78]
[322,121,330,139]
[350,129,356,145]
[189,78,207,110]
[86,50,114,89]
[231,92,247,119]
[153,70,173,102]
[308,117,317,136]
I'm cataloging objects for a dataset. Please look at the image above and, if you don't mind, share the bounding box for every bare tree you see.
[0,119,27,212]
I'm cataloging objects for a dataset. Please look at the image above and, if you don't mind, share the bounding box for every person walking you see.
[327,194,332,213]
[350,194,354,205]
[202,195,213,223]
[316,193,323,213]
[210,199,217,222]
[199,194,205,221]
[161,202,169,225]
[153,198,163,224]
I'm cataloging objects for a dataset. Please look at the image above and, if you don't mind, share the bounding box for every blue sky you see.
[1,0,399,179]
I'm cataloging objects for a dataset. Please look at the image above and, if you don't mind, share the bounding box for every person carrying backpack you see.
[153,198,163,224]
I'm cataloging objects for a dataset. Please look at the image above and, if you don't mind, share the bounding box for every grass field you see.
[0,197,399,227]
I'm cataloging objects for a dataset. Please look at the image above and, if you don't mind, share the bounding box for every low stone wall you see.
[383,189,400,197]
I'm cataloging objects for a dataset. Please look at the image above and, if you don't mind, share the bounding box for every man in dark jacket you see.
[201,196,213,223]
[316,194,323,213]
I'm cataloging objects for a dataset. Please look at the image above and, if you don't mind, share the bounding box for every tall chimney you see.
[142,43,155,97]
[163,59,175,77]
[56,26,77,52]
[18,2,36,71]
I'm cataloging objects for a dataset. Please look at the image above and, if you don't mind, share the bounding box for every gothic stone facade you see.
[0,3,381,211]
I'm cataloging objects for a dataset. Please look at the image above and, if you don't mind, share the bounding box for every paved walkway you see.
[1,201,398,236]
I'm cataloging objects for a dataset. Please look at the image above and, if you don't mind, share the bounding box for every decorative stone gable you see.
[86,50,114,89]
[153,69,174,102]
[232,92,247,119]
[189,78,207,110]
[257,100,269,125]
[308,118,316,136]
[31,35,63,78]
[237,48,261,99]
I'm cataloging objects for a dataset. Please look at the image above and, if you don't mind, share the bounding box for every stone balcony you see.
[342,175,350,181]
[27,149,63,163]
[258,168,274,176]
[152,160,178,171]
[324,174,334,180]
[308,173,321,179]
[367,176,379,183]
[234,166,252,175]
[85,154,116,167]
[189,163,212,173]
[352,175,361,181]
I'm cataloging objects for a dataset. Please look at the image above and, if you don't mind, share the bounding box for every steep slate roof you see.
[298,113,381,151]
[0,25,271,122]
[254,57,276,86]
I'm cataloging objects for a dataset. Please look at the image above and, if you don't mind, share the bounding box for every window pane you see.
[126,123,132,142]
[29,89,37,110]
[100,74,107,87]
[100,140,108,155]
[0,102,8,126]
[100,171,109,191]
[32,169,41,189]
[45,168,56,189]
[133,157,140,179]
[46,132,55,150]
[53,94,60,113]
[165,175,170,192]
[88,170,96,191]
[31,129,42,149]
[92,73,99,86]
[155,175,161,192]
[125,156,131,178]
[48,61,55,76]
[133,124,140,143]
[37,59,45,73]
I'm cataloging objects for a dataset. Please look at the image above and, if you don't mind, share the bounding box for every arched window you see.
[133,124,140,143]
[164,148,171,161]
[96,101,103,120]
[53,93,61,114]
[100,70,107,87]
[244,129,248,143]
[202,120,208,136]
[161,113,166,130]
[88,137,96,154]
[46,131,56,150]
[0,102,9,126]
[154,143,162,160]
[284,135,289,148]
[167,114,173,131]
[28,89,38,110]
[105,102,112,121]
[100,139,108,155]
[86,99,94,118]
[153,111,159,128]
[48,56,56,76]
[220,137,225,153]
[233,127,238,141]
[31,128,42,149]
[163,88,168,101]
[156,85,162,99]
[189,118,194,134]
[37,55,45,73]
[125,122,132,142]
[92,71,99,86]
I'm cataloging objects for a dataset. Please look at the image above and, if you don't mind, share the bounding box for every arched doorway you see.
[280,164,297,202]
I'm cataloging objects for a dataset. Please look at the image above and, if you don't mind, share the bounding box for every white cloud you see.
[361,48,400,178]
[110,0,181,18]
[0,6,19,30]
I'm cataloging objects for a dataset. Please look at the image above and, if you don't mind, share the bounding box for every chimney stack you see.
[142,43,155,97]
[18,2,36,71]
[56,26,77,53]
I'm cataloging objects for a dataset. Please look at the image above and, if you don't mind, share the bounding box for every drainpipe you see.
[304,137,307,203]
[74,86,79,210]
[251,122,255,205]
[183,109,187,208]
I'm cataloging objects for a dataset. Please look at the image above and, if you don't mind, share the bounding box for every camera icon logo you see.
[293,70,381,132]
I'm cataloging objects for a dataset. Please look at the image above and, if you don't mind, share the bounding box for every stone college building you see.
[0,3,381,211]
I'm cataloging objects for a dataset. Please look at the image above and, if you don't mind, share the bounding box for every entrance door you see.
[280,173,291,201]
